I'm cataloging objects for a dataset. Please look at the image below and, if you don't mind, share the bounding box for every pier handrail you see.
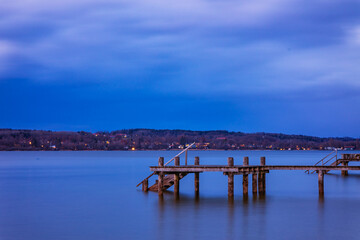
[305,150,337,174]
[308,155,337,174]
[136,142,196,187]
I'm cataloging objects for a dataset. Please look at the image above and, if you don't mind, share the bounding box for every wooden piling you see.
[174,174,179,197]
[159,157,164,167]
[341,161,349,176]
[259,157,266,195]
[243,157,249,196]
[195,156,200,165]
[258,173,264,195]
[243,175,248,196]
[174,156,180,197]
[243,156,249,166]
[158,157,164,196]
[175,156,180,166]
[252,173,257,195]
[260,156,266,166]
[228,173,234,198]
[142,179,148,192]
[228,157,234,166]
[228,157,234,198]
[194,156,200,197]
[318,170,324,196]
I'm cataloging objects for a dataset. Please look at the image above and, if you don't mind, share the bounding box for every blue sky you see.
[0,0,360,137]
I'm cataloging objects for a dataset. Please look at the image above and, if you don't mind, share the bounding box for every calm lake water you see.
[1,150,360,240]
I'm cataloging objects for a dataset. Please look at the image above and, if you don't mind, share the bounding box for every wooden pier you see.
[137,146,360,199]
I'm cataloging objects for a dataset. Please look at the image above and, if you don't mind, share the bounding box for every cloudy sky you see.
[1,0,360,137]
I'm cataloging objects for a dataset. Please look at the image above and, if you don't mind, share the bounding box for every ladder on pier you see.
[305,150,338,174]
[148,173,188,191]
[136,142,195,192]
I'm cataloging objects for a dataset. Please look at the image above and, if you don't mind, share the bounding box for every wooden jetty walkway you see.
[137,144,360,198]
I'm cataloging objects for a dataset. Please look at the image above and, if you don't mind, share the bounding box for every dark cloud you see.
[1,0,360,136]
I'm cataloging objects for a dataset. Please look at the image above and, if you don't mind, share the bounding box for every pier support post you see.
[228,157,234,199]
[194,156,200,198]
[318,170,324,197]
[258,173,264,195]
[228,157,234,166]
[142,179,148,192]
[158,157,164,196]
[259,157,266,195]
[228,173,234,199]
[174,174,179,197]
[175,156,180,166]
[341,161,349,176]
[174,157,180,197]
[252,173,258,195]
[243,157,249,196]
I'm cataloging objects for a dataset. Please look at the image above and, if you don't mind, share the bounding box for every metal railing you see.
[136,142,196,187]
[305,150,338,174]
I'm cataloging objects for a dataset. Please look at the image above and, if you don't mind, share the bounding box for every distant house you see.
[344,146,355,150]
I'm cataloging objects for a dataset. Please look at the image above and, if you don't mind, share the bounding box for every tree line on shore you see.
[0,128,359,151]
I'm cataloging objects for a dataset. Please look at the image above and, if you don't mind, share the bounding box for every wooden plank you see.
[148,173,188,192]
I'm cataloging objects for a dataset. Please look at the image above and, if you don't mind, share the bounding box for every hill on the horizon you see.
[0,128,358,151]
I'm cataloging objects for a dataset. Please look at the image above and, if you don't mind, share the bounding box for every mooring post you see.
[175,156,180,166]
[142,179,148,192]
[243,157,249,196]
[228,157,234,198]
[258,156,266,195]
[341,161,349,176]
[318,170,324,197]
[158,157,164,196]
[174,156,180,197]
[194,156,200,198]
[252,173,258,195]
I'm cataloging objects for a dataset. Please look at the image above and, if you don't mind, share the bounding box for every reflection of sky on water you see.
[0,150,360,240]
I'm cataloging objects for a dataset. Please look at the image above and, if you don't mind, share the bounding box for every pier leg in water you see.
[174,174,179,199]
[341,161,349,176]
[158,173,164,196]
[243,174,248,196]
[318,170,324,197]
[243,157,249,198]
[174,156,180,199]
[259,156,266,196]
[194,156,200,199]
[252,173,258,196]
[142,179,148,192]
[227,157,234,199]
[258,173,264,195]
[228,173,234,199]
[158,157,164,196]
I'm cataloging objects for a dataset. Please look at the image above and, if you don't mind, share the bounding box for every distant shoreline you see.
[0,149,357,152]
[0,128,358,151]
